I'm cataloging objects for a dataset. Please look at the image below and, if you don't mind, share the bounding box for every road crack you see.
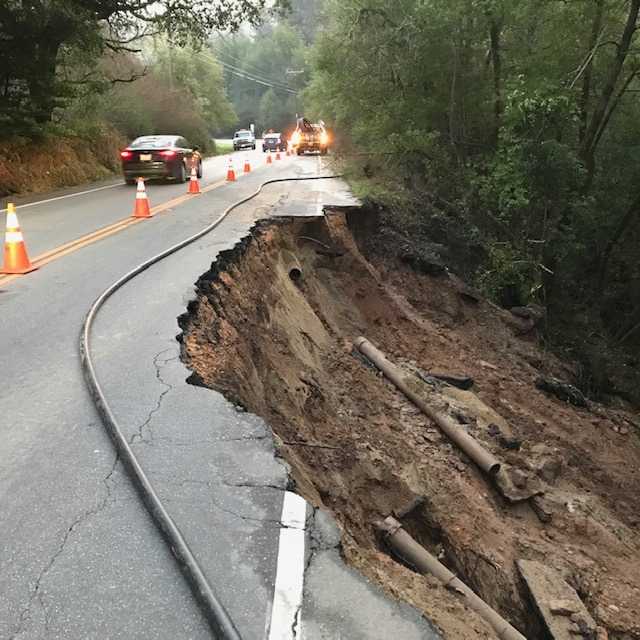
[130,349,175,444]
[9,454,119,639]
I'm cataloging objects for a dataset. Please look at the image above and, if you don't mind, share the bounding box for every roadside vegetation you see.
[0,0,295,195]
[211,6,316,135]
[305,0,640,405]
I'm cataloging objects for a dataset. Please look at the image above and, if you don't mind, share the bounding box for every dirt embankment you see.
[0,131,123,197]
[179,211,640,640]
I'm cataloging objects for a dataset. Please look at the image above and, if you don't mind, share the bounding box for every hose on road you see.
[80,174,341,639]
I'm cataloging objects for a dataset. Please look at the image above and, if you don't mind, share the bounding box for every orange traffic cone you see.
[243,156,251,173]
[133,178,152,218]
[275,149,281,160]
[188,166,201,194]
[226,157,236,182]
[2,203,37,274]
[266,150,273,165]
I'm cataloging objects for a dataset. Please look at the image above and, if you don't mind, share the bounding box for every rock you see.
[487,423,501,437]
[510,304,546,323]
[451,408,474,425]
[518,560,598,640]
[538,457,563,483]
[595,627,608,640]
[532,495,554,523]
[479,359,498,370]
[550,599,580,616]
[535,376,588,408]
[570,612,596,638]
[512,469,529,489]
[499,435,522,450]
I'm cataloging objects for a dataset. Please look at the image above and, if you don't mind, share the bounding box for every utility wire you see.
[191,49,298,95]
[220,64,297,95]
[209,44,285,84]
[217,60,296,92]
[212,55,297,93]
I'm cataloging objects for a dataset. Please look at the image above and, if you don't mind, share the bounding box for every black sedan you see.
[120,135,202,184]
[262,133,286,152]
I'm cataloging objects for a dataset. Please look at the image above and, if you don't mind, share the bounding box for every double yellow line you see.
[0,178,226,287]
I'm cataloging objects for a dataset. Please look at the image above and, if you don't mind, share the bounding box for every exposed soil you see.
[179,211,640,640]
[0,131,123,197]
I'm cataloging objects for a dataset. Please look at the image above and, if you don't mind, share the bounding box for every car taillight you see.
[160,149,177,157]
[120,150,133,159]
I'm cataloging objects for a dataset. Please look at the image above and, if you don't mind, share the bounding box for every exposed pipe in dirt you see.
[283,250,303,281]
[355,337,501,475]
[375,516,527,640]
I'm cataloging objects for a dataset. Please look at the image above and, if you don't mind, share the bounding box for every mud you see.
[179,211,640,640]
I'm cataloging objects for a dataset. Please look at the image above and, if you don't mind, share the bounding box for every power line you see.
[222,64,298,95]
[208,50,297,92]
[209,41,282,81]
[191,49,298,95]
[208,44,301,93]
[218,60,296,93]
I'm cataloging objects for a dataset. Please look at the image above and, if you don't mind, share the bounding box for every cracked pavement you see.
[1,157,437,639]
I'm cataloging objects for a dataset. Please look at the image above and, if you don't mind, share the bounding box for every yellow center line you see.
[0,175,231,287]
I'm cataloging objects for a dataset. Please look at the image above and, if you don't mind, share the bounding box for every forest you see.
[306,0,640,403]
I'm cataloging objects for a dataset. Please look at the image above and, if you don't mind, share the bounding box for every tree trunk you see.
[27,39,61,123]
[592,67,639,151]
[488,13,503,145]
[449,38,460,161]
[580,0,640,185]
[597,191,640,294]
[578,0,604,145]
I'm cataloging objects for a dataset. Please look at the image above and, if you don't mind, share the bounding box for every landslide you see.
[0,131,123,197]
[179,211,640,640]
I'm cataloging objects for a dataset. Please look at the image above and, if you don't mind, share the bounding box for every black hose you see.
[79,175,341,639]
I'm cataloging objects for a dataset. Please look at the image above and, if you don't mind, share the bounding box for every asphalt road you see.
[0,149,439,640]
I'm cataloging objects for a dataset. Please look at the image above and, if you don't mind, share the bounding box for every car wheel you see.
[321,147,328,156]
[296,148,303,156]
[176,162,186,183]
[197,161,202,179]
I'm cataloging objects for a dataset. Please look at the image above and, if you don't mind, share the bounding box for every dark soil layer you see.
[179,211,640,640]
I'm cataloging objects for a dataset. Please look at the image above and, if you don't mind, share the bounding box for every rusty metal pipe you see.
[283,250,303,281]
[355,337,501,475]
[376,517,527,640]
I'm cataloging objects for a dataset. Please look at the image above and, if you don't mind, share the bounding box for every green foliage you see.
[0,0,287,136]
[212,14,313,134]
[306,0,640,397]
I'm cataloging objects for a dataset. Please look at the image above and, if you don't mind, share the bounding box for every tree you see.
[0,0,286,134]
[212,21,307,134]
[306,0,640,393]
[579,0,640,186]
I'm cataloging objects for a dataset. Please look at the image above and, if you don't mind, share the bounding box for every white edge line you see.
[267,491,307,640]
[0,151,248,214]
[1,182,121,213]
